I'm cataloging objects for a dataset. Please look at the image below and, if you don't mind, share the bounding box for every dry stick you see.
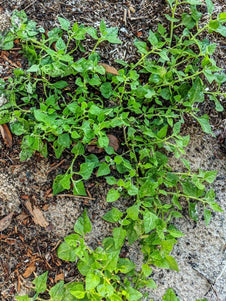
[2,55,21,68]
[204,265,226,300]
[51,240,62,252]
[47,159,65,174]
[129,16,149,20]
[57,194,95,200]
[123,9,127,26]
[23,0,38,11]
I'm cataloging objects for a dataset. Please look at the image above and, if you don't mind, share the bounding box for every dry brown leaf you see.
[23,262,36,278]
[25,200,49,228]
[87,139,104,154]
[87,134,119,153]
[98,63,119,75]
[0,212,14,231]
[107,134,120,152]
[55,273,64,282]
[0,124,12,147]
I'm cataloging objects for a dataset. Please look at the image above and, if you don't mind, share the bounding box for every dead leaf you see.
[23,262,36,278]
[98,63,119,75]
[55,273,64,282]
[107,134,120,152]
[0,124,12,147]
[87,139,104,153]
[0,212,14,231]
[87,134,119,153]
[25,200,49,228]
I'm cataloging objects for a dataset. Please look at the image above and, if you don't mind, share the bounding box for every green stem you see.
[166,191,203,202]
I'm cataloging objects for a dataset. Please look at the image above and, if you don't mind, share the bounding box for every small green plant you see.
[0,0,225,300]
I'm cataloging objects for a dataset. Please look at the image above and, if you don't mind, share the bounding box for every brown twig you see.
[47,159,65,174]
[123,9,127,26]
[24,0,38,11]
[57,194,95,200]
[129,16,149,20]
[2,54,21,68]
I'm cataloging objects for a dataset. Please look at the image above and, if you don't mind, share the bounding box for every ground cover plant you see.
[0,0,225,300]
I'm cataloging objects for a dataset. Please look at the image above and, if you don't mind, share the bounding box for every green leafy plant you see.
[0,0,225,300]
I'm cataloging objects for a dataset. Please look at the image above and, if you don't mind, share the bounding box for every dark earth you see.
[0,0,225,300]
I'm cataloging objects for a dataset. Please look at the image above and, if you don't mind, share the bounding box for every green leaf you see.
[189,202,199,222]
[53,80,68,89]
[164,14,180,22]
[100,82,113,98]
[79,162,95,180]
[86,27,98,39]
[72,180,86,196]
[204,208,212,226]
[199,170,217,183]
[163,288,180,301]
[58,17,70,31]
[126,221,144,244]
[107,189,120,202]
[142,263,152,277]
[181,158,190,170]
[64,234,80,247]
[97,162,111,177]
[102,207,123,223]
[186,0,202,4]
[182,180,204,198]
[210,95,224,112]
[195,114,213,135]
[167,225,185,238]
[98,135,109,148]
[99,19,107,34]
[126,204,139,220]
[71,142,84,156]
[205,0,214,15]
[181,13,196,29]
[208,202,223,212]
[97,283,114,297]
[187,77,204,104]
[165,255,179,272]
[172,195,182,210]
[125,287,143,301]
[143,211,158,233]
[57,242,77,261]
[157,125,168,138]
[204,188,215,203]
[85,271,100,290]
[32,271,48,294]
[55,37,66,51]
[148,30,158,46]
[74,209,92,236]
[134,39,148,54]
[15,296,30,301]
[53,174,70,195]
[49,281,65,300]
[69,283,85,299]
[113,227,126,249]
[27,64,39,72]
[117,258,135,274]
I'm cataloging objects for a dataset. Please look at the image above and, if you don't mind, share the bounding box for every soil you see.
[0,0,226,301]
